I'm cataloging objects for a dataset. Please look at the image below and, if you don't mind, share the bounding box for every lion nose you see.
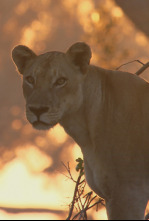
[29,106,49,117]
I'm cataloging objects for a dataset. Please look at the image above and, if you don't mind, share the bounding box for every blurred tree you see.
[82,1,131,69]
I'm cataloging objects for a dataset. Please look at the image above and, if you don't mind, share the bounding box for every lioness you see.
[12,42,149,220]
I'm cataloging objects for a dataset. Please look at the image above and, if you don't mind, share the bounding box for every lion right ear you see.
[12,45,37,74]
[66,42,92,74]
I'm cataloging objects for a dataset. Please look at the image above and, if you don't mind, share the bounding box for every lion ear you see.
[12,45,37,74]
[66,42,92,74]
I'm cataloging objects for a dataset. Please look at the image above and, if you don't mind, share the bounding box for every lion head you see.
[12,42,92,130]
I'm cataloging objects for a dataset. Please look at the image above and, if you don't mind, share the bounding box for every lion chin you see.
[32,121,57,130]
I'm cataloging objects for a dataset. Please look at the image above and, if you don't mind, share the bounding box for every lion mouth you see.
[32,120,57,130]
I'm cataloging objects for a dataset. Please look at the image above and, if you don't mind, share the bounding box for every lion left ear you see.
[12,45,37,74]
[66,42,92,74]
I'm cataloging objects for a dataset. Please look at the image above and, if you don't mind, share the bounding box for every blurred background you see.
[1,0,149,219]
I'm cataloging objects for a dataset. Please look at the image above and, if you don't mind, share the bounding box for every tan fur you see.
[12,42,149,220]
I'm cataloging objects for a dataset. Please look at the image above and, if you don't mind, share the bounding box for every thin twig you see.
[74,178,86,220]
[83,192,92,208]
[87,195,97,207]
[64,160,105,220]
[66,169,84,220]
[116,60,144,71]
[72,199,105,220]
[61,162,77,183]
[116,59,149,76]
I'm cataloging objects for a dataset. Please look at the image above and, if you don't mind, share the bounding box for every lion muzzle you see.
[29,106,49,118]
[27,105,58,130]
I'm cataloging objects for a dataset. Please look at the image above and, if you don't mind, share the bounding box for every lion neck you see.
[60,105,92,149]
[60,65,104,152]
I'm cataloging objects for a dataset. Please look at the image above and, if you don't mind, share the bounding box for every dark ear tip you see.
[67,42,92,59]
[12,45,32,57]
[12,45,24,59]
[12,45,37,74]
[66,42,92,74]
[68,41,91,50]
[12,45,37,67]
[70,42,88,47]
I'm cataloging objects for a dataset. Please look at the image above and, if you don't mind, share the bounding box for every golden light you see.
[20,14,51,51]
[91,12,100,23]
[21,27,35,48]
[16,145,52,173]
[72,143,83,161]
[10,106,21,116]
[0,158,55,208]
[14,1,29,15]
[135,32,148,46]
[11,119,23,130]
[112,6,124,18]
[35,136,47,148]
[93,207,107,220]
[2,150,14,162]
[78,0,93,15]
[31,20,43,31]
[63,0,77,12]
[47,124,68,146]
[22,124,34,135]
[0,155,77,220]
[76,0,95,33]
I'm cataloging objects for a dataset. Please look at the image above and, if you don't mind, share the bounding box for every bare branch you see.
[116,59,149,76]
[83,192,93,208]
[72,199,105,220]
[135,62,149,76]
[66,169,84,220]
[61,162,77,183]
[65,159,105,220]
[116,60,144,71]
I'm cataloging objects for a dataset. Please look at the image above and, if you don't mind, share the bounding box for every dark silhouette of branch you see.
[116,59,149,76]
[135,62,149,75]
[61,161,77,183]
[63,160,104,220]
[116,60,145,71]
[72,199,105,220]
[66,170,84,220]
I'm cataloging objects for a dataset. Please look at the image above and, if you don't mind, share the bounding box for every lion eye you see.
[26,76,35,85]
[55,77,67,87]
